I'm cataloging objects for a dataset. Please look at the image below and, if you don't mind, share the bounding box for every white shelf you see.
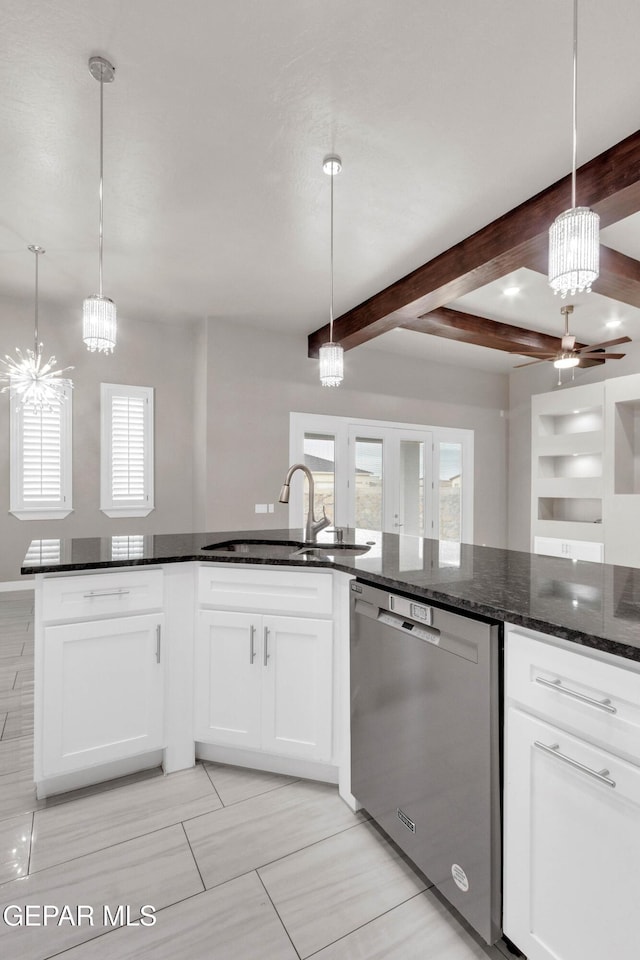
[536,478,603,500]
[532,374,640,568]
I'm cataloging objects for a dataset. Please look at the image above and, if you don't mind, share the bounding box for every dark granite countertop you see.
[22,528,640,662]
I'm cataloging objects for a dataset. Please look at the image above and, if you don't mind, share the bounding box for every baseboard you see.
[195,742,339,783]
[0,580,34,593]
[35,750,164,799]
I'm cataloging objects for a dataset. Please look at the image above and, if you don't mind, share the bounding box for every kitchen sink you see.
[201,540,304,558]
[201,539,371,559]
[296,543,371,557]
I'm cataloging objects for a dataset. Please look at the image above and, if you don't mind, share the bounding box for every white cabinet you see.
[533,536,604,562]
[41,569,164,622]
[195,609,333,762]
[41,613,165,776]
[504,626,640,960]
[36,569,166,788]
[197,565,332,615]
[194,611,262,749]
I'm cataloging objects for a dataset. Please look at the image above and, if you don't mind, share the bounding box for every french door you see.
[348,426,433,537]
[291,414,473,543]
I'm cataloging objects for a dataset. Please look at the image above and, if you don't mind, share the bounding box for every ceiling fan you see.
[512,305,631,370]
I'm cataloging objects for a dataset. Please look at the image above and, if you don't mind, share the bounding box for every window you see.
[10,386,72,520]
[101,384,154,518]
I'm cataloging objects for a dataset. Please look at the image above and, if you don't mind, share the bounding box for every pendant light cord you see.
[33,249,39,355]
[329,167,334,341]
[98,64,105,298]
[571,0,578,210]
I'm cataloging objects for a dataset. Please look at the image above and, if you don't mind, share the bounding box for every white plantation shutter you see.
[10,386,72,519]
[112,395,146,501]
[23,406,62,502]
[101,384,154,517]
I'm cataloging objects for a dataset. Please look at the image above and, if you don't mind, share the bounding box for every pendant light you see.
[548,0,599,298]
[0,246,73,410]
[83,55,117,353]
[319,154,344,387]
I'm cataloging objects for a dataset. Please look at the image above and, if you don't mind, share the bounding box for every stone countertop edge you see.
[20,529,640,663]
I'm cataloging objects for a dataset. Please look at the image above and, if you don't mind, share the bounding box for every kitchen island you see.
[23,529,640,959]
[22,527,640,661]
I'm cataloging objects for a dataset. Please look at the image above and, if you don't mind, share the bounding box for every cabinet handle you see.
[249,624,256,664]
[83,589,130,599]
[534,741,616,788]
[264,626,270,667]
[155,625,161,664]
[535,676,617,714]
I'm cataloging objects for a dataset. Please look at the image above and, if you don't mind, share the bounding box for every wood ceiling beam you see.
[401,307,603,367]
[523,241,640,310]
[308,129,640,357]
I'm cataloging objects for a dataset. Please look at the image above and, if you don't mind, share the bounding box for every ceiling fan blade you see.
[509,351,555,358]
[577,336,632,353]
[514,359,546,368]
[582,353,626,360]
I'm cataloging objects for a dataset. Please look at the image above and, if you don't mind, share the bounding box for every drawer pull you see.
[535,676,617,714]
[264,626,270,667]
[249,625,256,664]
[155,625,161,664]
[83,589,131,599]
[534,741,616,788]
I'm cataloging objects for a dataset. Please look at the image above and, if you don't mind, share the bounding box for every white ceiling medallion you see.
[319,154,344,387]
[83,55,117,354]
[0,246,73,410]
[548,0,599,297]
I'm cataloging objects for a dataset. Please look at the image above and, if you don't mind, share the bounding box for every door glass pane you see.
[399,440,424,536]
[354,438,383,530]
[440,442,462,541]
[303,433,335,524]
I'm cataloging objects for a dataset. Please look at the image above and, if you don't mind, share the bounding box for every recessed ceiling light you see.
[503,285,521,297]
[606,319,622,329]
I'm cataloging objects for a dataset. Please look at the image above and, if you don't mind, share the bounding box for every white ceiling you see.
[2,0,640,372]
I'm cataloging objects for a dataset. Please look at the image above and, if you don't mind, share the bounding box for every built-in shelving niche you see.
[538,497,603,524]
[614,399,640,494]
[538,454,602,480]
[538,406,603,437]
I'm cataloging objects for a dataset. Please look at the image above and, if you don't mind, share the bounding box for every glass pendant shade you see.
[319,341,344,387]
[548,206,600,298]
[82,295,117,353]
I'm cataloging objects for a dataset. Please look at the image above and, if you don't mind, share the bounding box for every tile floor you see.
[0,591,519,960]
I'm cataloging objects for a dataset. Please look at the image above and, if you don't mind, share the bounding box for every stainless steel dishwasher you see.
[350,581,502,945]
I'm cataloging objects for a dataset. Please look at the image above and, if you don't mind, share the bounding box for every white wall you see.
[0,303,510,582]
[507,342,640,551]
[0,295,199,581]
[201,319,510,548]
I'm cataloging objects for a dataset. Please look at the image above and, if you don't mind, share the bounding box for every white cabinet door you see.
[194,610,262,749]
[533,536,604,562]
[504,706,640,960]
[42,613,164,776]
[261,615,333,762]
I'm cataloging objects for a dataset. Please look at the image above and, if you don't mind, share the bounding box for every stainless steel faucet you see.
[278,463,331,542]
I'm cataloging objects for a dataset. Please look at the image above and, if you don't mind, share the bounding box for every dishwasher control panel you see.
[388,593,433,625]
